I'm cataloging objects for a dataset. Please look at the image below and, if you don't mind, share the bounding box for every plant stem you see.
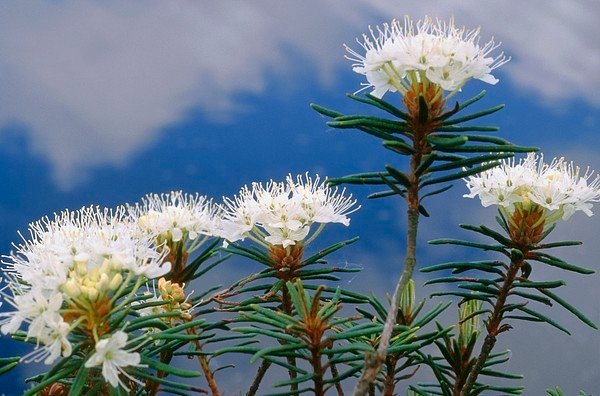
[310,346,325,396]
[246,360,271,396]
[281,286,299,394]
[352,93,435,395]
[187,326,221,396]
[459,255,524,395]
[383,357,398,396]
[330,361,345,396]
[352,180,420,395]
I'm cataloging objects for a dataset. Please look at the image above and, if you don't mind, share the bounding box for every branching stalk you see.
[353,142,422,395]
[281,286,299,394]
[187,326,221,396]
[459,254,525,395]
[246,360,271,396]
[330,361,345,396]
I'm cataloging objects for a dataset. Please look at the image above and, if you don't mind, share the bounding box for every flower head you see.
[85,331,142,390]
[464,154,600,242]
[130,191,221,249]
[0,206,169,364]
[222,175,359,247]
[346,16,508,98]
[221,174,359,248]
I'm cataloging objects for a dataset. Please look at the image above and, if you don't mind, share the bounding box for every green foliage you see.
[20,241,227,395]
[546,386,590,396]
[312,91,537,208]
[424,210,597,335]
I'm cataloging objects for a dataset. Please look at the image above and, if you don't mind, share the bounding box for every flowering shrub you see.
[0,16,595,396]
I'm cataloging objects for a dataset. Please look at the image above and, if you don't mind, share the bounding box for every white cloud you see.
[0,1,598,187]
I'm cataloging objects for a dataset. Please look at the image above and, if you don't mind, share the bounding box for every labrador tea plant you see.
[0,15,596,396]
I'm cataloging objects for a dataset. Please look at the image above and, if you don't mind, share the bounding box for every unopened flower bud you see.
[399,279,416,320]
[74,260,88,277]
[109,273,123,290]
[89,268,100,282]
[62,279,81,298]
[86,286,99,301]
[97,273,109,291]
[158,278,186,303]
[458,299,482,347]
[181,311,192,321]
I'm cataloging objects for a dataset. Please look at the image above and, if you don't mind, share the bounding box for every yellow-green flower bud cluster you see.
[158,278,192,321]
[62,254,125,302]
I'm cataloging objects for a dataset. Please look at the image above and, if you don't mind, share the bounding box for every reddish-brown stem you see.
[459,254,525,395]
[187,326,221,396]
[353,107,433,395]
[330,361,345,396]
[382,356,398,396]
[246,360,271,396]
[281,286,299,394]
[310,345,325,396]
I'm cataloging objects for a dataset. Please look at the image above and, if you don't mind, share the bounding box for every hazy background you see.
[0,1,598,394]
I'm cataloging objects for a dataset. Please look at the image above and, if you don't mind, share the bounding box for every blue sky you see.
[0,1,599,394]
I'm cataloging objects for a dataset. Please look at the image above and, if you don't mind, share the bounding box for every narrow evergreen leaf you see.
[510,290,553,306]
[310,103,342,118]
[420,162,500,187]
[364,93,411,120]
[434,125,500,132]
[512,280,566,289]
[428,153,513,173]
[457,90,487,111]
[302,237,359,265]
[459,224,513,246]
[129,369,204,391]
[513,306,571,335]
[368,189,402,199]
[436,144,537,153]
[539,289,598,329]
[327,117,407,132]
[420,185,453,200]
[441,104,504,125]
[443,134,511,145]
[273,372,315,388]
[431,152,468,162]
[0,361,19,376]
[415,154,436,176]
[421,261,504,275]
[382,139,416,155]
[331,325,384,340]
[429,292,492,303]
[427,135,469,148]
[68,366,88,396]
[251,344,305,363]
[428,238,508,254]
[419,94,429,124]
[528,253,594,274]
[534,241,583,249]
[142,357,201,378]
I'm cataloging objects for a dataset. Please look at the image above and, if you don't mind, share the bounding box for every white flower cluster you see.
[345,16,508,98]
[0,206,166,368]
[130,191,221,251]
[464,153,600,221]
[221,174,359,248]
[0,175,358,389]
